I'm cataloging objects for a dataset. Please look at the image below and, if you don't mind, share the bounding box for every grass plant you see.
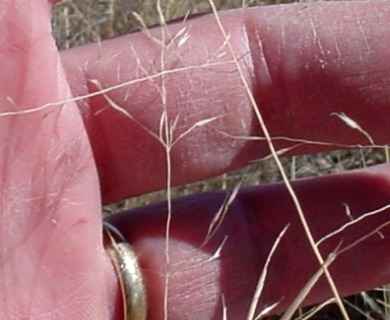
[51,1,390,319]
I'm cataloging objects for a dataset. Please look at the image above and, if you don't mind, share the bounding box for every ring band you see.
[103,222,147,320]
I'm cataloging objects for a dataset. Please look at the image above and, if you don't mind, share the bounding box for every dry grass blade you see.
[173,116,221,147]
[206,0,349,318]
[337,220,390,256]
[204,236,228,263]
[297,299,337,320]
[246,225,289,320]
[360,292,388,320]
[202,183,241,246]
[217,130,385,150]
[342,298,378,320]
[1,59,234,119]
[384,285,390,318]
[281,252,337,320]
[256,303,281,320]
[91,78,161,141]
[222,295,228,320]
[331,112,374,145]
[317,202,390,247]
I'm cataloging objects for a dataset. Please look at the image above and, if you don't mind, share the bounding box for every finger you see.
[105,164,390,319]
[61,1,390,203]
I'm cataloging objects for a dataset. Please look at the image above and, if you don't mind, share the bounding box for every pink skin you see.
[1,0,390,319]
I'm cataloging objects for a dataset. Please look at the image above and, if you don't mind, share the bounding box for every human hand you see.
[2,1,390,319]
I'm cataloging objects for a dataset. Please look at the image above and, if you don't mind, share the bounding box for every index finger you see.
[61,1,390,204]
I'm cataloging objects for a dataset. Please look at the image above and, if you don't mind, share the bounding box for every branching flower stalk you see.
[154,2,172,318]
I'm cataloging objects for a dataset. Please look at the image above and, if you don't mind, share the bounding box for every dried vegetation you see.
[52,1,390,319]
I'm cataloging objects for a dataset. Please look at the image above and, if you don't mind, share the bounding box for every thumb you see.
[0,2,113,319]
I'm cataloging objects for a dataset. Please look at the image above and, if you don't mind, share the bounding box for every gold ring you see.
[103,221,147,320]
